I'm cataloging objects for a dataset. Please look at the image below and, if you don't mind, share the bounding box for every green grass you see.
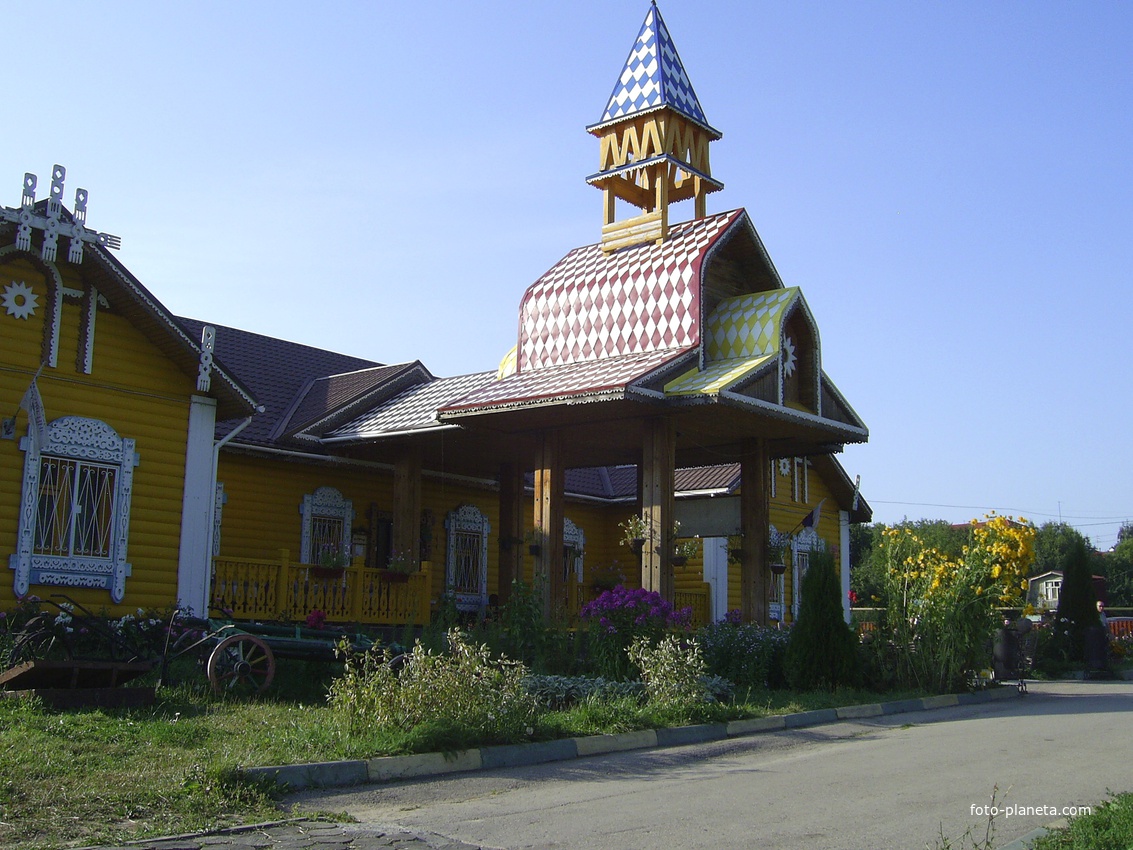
[1031,793,1133,850]
[0,661,924,850]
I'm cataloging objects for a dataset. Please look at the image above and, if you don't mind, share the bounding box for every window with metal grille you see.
[449,529,482,595]
[445,504,490,611]
[299,487,354,565]
[34,456,117,558]
[12,416,138,603]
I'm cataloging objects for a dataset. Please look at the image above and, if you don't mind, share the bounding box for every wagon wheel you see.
[206,634,275,697]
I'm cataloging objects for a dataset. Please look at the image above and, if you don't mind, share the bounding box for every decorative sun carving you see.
[781,334,797,378]
[2,281,38,320]
[779,458,791,476]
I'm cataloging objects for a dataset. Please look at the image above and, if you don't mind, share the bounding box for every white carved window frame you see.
[10,416,138,603]
[444,504,490,612]
[563,517,585,584]
[299,486,354,565]
[768,524,788,621]
[791,527,824,618]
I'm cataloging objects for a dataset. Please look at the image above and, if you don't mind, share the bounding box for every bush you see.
[580,585,691,680]
[875,515,1034,692]
[628,634,710,714]
[1048,537,1101,664]
[327,629,536,746]
[523,675,644,710]
[697,620,790,690]
[785,550,860,691]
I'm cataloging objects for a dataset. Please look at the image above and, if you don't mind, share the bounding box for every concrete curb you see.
[246,686,1020,791]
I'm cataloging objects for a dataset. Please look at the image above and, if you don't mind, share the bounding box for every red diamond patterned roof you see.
[517,210,743,372]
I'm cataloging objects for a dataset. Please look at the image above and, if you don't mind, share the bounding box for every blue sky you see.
[3,2,1131,548]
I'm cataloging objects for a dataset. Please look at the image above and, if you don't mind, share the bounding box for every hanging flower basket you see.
[309,566,346,581]
[671,555,688,567]
[629,538,646,555]
[528,543,543,557]
[380,569,411,584]
[770,562,787,576]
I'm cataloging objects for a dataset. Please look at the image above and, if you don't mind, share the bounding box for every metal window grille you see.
[311,515,346,563]
[34,456,117,559]
[450,530,482,594]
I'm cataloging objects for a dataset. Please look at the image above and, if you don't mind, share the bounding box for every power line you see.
[869,499,1131,522]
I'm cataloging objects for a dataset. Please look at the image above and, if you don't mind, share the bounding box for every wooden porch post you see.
[533,432,564,618]
[641,417,675,602]
[740,438,770,624]
[393,445,422,571]
[497,461,524,606]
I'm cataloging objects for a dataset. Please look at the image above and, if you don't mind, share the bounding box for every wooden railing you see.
[211,550,431,626]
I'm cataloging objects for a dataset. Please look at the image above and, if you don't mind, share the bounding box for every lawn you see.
[0,658,922,850]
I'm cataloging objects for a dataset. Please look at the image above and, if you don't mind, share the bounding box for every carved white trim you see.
[9,416,137,602]
[444,504,490,611]
[564,517,585,583]
[299,486,354,564]
[212,482,226,557]
[197,325,216,391]
[790,527,824,618]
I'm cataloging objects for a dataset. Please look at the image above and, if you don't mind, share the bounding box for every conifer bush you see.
[784,550,860,691]
[1047,537,1101,663]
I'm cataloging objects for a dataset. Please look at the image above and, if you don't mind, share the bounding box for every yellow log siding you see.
[216,452,638,617]
[0,258,200,615]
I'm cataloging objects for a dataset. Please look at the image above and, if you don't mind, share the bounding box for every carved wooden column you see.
[497,461,525,605]
[533,431,564,617]
[393,445,422,571]
[740,438,770,624]
[641,418,675,602]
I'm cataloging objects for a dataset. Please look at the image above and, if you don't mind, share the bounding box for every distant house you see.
[3,4,871,627]
[1027,570,1108,610]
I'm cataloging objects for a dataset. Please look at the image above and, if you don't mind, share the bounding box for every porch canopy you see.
[313,210,867,623]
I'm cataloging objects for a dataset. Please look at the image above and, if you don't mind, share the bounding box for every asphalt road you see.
[291,681,1133,850]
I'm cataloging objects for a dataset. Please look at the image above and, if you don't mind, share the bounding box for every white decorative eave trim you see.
[586,155,724,191]
[586,103,723,140]
[85,241,259,415]
[716,389,869,441]
[820,369,868,432]
[319,422,464,444]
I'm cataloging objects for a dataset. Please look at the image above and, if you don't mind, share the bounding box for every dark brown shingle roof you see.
[177,317,381,446]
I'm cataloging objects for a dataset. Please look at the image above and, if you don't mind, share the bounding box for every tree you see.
[1051,537,1101,662]
[1101,539,1133,608]
[785,549,859,691]
[1032,522,1092,576]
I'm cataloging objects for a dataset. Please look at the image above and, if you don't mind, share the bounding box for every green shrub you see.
[627,634,709,712]
[580,585,691,680]
[523,674,644,709]
[784,550,859,691]
[327,628,536,746]
[697,620,790,690]
[1048,537,1101,663]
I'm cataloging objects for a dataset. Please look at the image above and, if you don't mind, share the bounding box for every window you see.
[791,527,823,619]
[445,504,490,611]
[563,518,585,584]
[300,486,354,565]
[11,416,138,602]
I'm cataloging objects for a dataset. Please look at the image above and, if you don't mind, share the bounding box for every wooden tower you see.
[587,2,724,252]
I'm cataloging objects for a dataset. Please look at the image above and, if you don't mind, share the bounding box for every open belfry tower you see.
[588,1,723,251]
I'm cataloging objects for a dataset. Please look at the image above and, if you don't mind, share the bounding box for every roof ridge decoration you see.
[0,165,121,264]
[588,4,724,252]
[596,2,715,131]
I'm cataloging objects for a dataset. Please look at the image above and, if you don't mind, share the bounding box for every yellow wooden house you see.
[2,4,870,629]
[0,166,257,618]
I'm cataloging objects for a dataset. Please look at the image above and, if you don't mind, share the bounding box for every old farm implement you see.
[1,595,375,702]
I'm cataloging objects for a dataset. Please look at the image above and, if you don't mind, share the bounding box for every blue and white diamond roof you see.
[597,3,715,130]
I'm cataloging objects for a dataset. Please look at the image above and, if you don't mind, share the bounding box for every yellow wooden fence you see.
[211,550,431,625]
